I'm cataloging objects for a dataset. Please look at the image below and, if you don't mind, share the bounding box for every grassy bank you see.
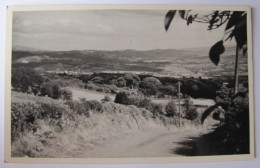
[11,91,199,158]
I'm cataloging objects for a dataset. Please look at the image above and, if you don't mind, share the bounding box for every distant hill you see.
[12,45,43,52]
[11,46,248,77]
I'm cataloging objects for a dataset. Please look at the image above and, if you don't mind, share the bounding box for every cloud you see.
[12,10,234,51]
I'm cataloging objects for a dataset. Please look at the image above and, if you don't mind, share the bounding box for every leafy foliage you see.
[66,99,103,116]
[114,91,144,106]
[209,40,225,66]
[12,67,44,94]
[11,102,72,142]
[165,101,177,117]
[164,10,247,65]
[180,78,219,99]
[183,98,198,120]
[164,10,177,31]
[139,77,162,96]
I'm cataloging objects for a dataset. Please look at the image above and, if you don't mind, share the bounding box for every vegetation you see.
[102,95,112,102]
[165,9,249,154]
[165,101,177,117]
[12,67,44,94]
[183,99,198,120]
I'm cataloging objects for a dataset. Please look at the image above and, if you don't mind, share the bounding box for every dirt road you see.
[79,119,218,158]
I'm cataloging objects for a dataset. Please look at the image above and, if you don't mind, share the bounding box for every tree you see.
[139,77,162,96]
[165,9,249,123]
[164,10,247,94]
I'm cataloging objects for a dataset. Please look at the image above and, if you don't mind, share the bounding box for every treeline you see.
[11,67,223,100]
[12,67,72,100]
[77,72,221,99]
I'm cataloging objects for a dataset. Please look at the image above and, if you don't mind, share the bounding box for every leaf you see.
[164,10,176,31]
[187,15,193,26]
[209,40,225,66]
[208,11,219,30]
[201,104,220,124]
[234,14,247,49]
[178,10,185,19]
[225,11,244,31]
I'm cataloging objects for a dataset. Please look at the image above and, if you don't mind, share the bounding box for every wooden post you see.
[178,81,181,127]
[234,45,239,94]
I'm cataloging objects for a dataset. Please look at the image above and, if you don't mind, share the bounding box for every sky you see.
[12,10,236,51]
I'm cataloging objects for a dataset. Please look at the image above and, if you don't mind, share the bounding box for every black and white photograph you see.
[4,5,254,163]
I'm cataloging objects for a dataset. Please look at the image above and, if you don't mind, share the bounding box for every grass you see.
[68,87,115,102]
[11,91,186,158]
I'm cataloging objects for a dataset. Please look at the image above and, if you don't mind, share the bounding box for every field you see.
[12,46,248,78]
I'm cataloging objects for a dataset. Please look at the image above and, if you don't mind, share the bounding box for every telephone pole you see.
[178,81,181,127]
[234,45,239,94]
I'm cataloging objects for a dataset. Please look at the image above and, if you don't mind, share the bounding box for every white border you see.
[0,0,259,167]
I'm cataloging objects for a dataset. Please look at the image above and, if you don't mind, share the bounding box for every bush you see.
[60,88,72,100]
[114,91,144,105]
[165,101,177,117]
[185,107,198,120]
[86,100,103,112]
[150,103,164,116]
[114,92,129,105]
[11,103,40,142]
[138,97,152,109]
[11,102,71,142]
[124,74,141,88]
[66,99,90,117]
[116,77,126,87]
[223,93,249,153]
[183,98,197,120]
[41,83,72,100]
[159,85,177,97]
[139,77,162,96]
[138,98,163,116]
[66,99,103,116]
[12,67,44,94]
[181,78,219,99]
[41,84,61,99]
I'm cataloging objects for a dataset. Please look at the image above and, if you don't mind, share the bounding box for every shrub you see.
[41,83,71,100]
[165,101,177,117]
[41,83,62,99]
[11,103,40,142]
[150,103,164,116]
[114,91,144,105]
[159,85,177,97]
[183,98,197,120]
[11,67,44,94]
[138,97,152,109]
[180,78,219,99]
[114,92,129,105]
[86,100,103,112]
[60,88,72,100]
[185,107,198,120]
[116,77,126,87]
[66,99,90,117]
[66,99,103,115]
[90,76,104,84]
[139,77,162,96]
[124,74,141,88]
[11,102,71,142]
